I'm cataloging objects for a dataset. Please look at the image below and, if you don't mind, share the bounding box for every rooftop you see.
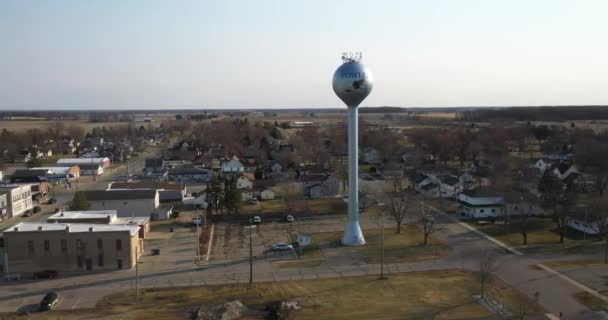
[4,222,140,236]
[109,181,185,191]
[83,189,157,201]
[58,158,109,164]
[48,210,118,221]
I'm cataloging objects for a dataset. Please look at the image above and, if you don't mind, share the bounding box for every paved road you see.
[1,204,607,318]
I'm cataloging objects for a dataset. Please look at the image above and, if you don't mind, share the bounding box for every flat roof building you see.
[2,222,142,275]
[47,210,149,238]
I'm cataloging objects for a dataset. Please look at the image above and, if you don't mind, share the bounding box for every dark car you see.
[33,270,58,279]
[39,292,59,311]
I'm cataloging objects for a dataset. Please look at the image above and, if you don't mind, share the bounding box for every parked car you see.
[192,215,204,225]
[285,215,295,223]
[252,216,262,224]
[39,292,59,311]
[249,198,259,205]
[47,198,57,204]
[271,243,294,251]
[33,270,58,279]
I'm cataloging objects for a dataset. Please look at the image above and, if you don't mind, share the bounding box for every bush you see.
[33,206,41,213]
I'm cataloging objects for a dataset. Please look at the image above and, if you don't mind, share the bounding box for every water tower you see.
[332,52,374,246]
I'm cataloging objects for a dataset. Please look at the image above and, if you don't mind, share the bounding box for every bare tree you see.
[576,138,608,197]
[387,190,410,234]
[419,208,436,245]
[478,252,498,298]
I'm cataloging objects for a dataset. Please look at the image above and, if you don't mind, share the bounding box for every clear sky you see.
[1,0,606,110]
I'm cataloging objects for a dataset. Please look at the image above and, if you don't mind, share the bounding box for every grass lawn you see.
[472,218,582,247]
[543,259,608,269]
[307,198,346,214]
[313,225,451,264]
[5,271,542,320]
[574,292,608,312]
[273,243,325,268]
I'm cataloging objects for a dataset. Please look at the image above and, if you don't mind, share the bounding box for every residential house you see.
[167,167,212,182]
[260,189,275,200]
[221,157,244,175]
[182,194,208,209]
[361,147,382,164]
[16,150,32,163]
[269,161,282,173]
[83,189,171,220]
[237,173,254,189]
[457,193,505,219]
[2,222,142,274]
[299,172,340,199]
[61,137,77,154]
[380,162,403,180]
[0,184,33,218]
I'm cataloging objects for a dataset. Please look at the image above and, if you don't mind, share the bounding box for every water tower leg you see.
[342,106,365,246]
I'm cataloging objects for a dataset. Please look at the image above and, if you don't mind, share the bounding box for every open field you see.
[313,225,451,264]
[0,270,542,320]
[0,119,161,133]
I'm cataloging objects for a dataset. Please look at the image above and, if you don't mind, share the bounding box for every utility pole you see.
[196,219,201,261]
[249,219,253,288]
[135,256,140,303]
[380,204,385,280]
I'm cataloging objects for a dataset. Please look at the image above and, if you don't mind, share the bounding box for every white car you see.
[271,243,294,251]
[192,216,204,225]
[285,215,295,223]
[252,216,262,224]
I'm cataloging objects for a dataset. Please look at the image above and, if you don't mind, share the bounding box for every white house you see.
[237,173,254,189]
[260,189,275,200]
[221,157,244,174]
[457,193,504,219]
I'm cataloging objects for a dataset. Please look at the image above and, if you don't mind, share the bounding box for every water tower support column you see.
[342,105,365,245]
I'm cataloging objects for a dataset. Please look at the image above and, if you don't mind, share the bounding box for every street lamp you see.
[378,202,386,280]
[135,256,143,303]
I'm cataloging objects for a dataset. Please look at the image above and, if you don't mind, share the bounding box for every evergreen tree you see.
[71,191,91,210]
[223,176,241,214]
[254,166,265,180]
[206,177,224,215]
